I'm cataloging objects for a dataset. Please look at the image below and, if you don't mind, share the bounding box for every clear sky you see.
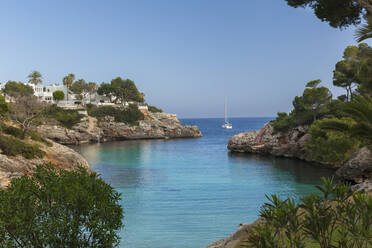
[0,0,370,118]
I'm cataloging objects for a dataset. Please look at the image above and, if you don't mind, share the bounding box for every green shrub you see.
[0,165,123,247]
[243,178,372,248]
[148,105,163,113]
[0,135,45,159]
[88,104,144,125]
[28,130,53,147]
[271,112,294,133]
[306,118,360,165]
[0,123,23,139]
[44,105,83,129]
[0,123,52,147]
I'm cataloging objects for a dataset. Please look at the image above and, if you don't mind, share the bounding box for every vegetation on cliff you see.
[242,178,372,248]
[0,165,123,247]
[271,43,372,165]
[87,104,144,125]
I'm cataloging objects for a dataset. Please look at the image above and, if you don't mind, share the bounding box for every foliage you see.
[318,95,372,147]
[306,118,360,164]
[62,73,75,101]
[44,105,83,129]
[97,77,144,104]
[243,178,372,248]
[333,44,372,100]
[0,134,45,159]
[28,130,53,147]
[0,165,124,247]
[148,105,163,113]
[27,70,42,85]
[9,96,46,139]
[0,122,23,139]
[285,0,364,28]
[3,81,34,97]
[355,15,372,42]
[0,122,52,147]
[70,79,87,94]
[88,104,144,125]
[0,95,9,117]
[271,80,332,133]
[52,90,64,101]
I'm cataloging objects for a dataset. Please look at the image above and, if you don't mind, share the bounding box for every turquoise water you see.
[74,118,334,248]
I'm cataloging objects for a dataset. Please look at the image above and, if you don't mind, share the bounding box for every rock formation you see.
[228,123,312,162]
[38,112,202,145]
[0,140,89,188]
[206,220,262,248]
[228,122,372,189]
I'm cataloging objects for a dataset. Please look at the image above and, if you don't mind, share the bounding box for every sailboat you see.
[222,99,232,129]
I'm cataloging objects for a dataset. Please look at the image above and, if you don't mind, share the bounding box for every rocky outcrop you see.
[0,140,89,188]
[228,123,372,191]
[207,220,262,248]
[38,112,202,145]
[228,123,311,162]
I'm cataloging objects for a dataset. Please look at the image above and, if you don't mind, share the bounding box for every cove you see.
[74,118,334,248]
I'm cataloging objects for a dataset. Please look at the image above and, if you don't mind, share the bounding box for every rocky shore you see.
[227,122,372,190]
[37,112,202,145]
[206,123,372,248]
[0,140,89,188]
[0,111,201,188]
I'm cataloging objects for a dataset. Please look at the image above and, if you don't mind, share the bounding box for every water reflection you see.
[228,152,335,184]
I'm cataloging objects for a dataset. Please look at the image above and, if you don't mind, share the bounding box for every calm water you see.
[74,118,334,248]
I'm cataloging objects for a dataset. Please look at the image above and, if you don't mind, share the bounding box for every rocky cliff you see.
[207,123,372,248]
[0,140,89,188]
[228,122,372,188]
[38,112,202,145]
[228,123,312,162]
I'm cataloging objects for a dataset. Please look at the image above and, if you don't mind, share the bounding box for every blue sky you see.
[0,0,370,118]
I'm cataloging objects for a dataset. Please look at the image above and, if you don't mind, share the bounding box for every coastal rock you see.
[336,147,372,183]
[228,123,310,161]
[0,140,89,188]
[39,112,202,145]
[228,123,372,191]
[206,220,262,248]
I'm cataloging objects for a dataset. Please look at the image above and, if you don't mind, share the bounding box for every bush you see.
[0,135,45,159]
[28,130,53,147]
[52,90,64,101]
[148,105,163,113]
[0,165,124,247]
[0,123,52,147]
[44,105,83,129]
[243,178,372,248]
[306,118,360,165]
[88,104,144,125]
[271,112,294,133]
[0,123,23,138]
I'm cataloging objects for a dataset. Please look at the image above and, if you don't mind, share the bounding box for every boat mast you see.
[224,98,227,124]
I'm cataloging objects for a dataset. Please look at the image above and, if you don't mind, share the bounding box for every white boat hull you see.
[222,124,232,129]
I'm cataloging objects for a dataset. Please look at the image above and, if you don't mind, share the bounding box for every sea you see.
[74,117,334,248]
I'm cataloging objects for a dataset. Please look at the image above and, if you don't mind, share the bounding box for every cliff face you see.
[209,124,372,248]
[228,123,312,161]
[37,112,202,145]
[0,140,89,188]
[228,123,372,189]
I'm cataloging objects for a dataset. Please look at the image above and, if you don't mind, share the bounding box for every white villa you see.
[1,82,148,110]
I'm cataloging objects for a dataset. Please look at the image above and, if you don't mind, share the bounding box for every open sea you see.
[74,117,334,248]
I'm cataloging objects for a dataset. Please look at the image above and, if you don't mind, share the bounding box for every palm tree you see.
[62,73,75,101]
[319,95,372,144]
[28,71,42,86]
[355,15,372,42]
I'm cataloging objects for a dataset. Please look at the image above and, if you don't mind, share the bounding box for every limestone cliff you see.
[228,123,372,189]
[0,140,89,188]
[37,112,202,145]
